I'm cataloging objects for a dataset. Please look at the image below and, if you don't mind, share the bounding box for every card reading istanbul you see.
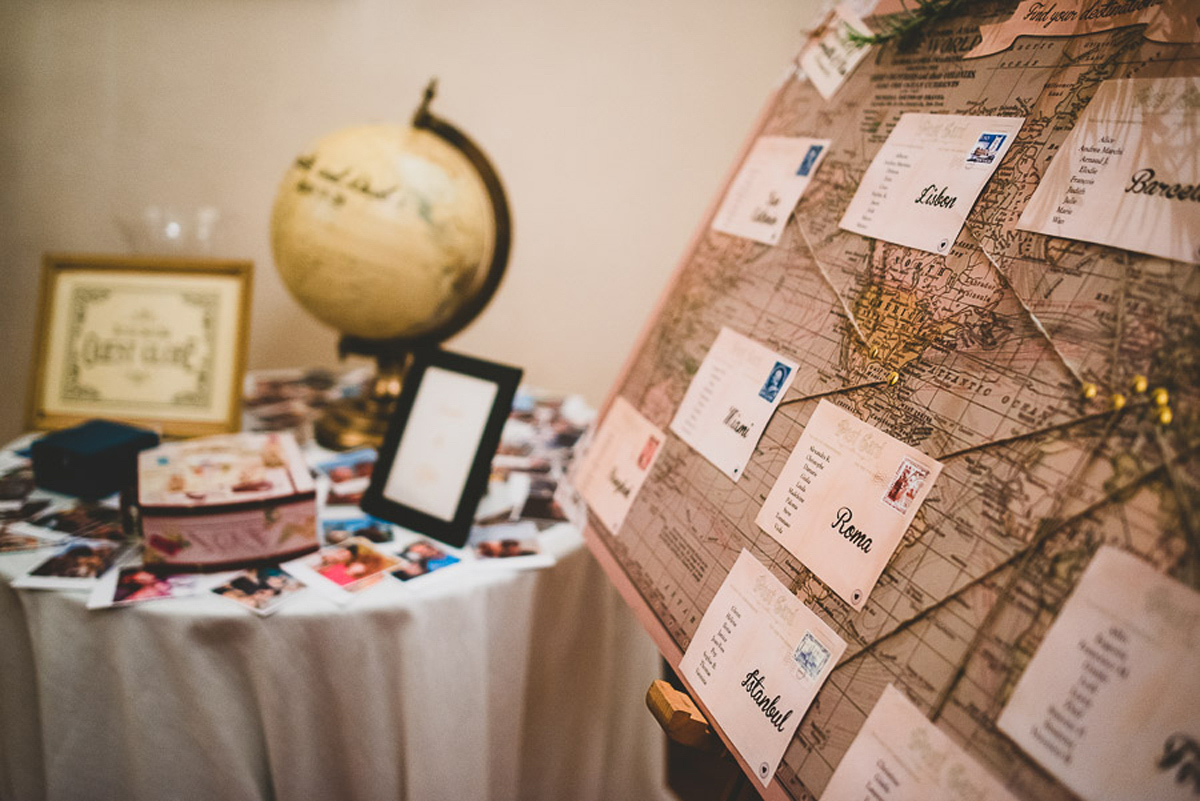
[997,546,1200,801]
[839,113,1024,254]
[670,328,797,481]
[573,396,665,535]
[755,400,942,610]
[711,136,831,245]
[1017,77,1200,265]
[822,685,1019,801]
[679,549,845,788]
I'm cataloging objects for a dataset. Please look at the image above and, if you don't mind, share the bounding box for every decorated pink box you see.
[137,432,318,571]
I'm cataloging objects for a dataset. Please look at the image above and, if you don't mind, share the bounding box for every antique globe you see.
[270,82,511,449]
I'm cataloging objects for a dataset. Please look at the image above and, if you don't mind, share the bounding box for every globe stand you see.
[313,338,413,451]
[282,79,513,452]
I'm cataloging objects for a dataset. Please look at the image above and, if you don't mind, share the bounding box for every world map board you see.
[580,1,1200,799]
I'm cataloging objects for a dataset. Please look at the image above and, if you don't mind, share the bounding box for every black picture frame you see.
[361,348,522,548]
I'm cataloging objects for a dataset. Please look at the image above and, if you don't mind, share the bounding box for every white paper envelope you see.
[712,135,831,245]
[998,546,1200,801]
[1017,76,1200,265]
[573,396,665,535]
[839,112,1024,254]
[823,685,1018,801]
[755,400,942,610]
[671,327,798,481]
[679,549,845,787]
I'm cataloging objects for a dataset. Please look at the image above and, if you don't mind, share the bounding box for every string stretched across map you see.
[578,1,1200,798]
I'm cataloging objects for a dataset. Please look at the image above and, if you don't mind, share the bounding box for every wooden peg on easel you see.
[646,679,723,752]
[646,679,754,800]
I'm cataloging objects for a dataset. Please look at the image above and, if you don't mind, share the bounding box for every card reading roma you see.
[679,549,845,788]
[755,400,942,610]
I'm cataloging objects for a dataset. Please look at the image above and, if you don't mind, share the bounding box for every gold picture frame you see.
[28,253,253,438]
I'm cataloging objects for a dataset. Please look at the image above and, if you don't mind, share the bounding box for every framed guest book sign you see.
[27,253,253,437]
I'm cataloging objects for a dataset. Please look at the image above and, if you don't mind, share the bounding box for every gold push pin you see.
[1131,374,1148,394]
[1157,406,1173,426]
[887,371,900,386]
[869,346,880,359]
[1082,382,1098,400]
[1111,393,1127,411]
[1153,387,1169,407]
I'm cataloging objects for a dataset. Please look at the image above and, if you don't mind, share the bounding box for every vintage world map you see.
[581,1,1200,798]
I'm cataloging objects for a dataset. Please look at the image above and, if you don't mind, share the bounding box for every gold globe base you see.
[314,345,411,451]
[314,395,399,451]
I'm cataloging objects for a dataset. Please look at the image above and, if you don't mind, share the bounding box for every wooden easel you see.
[646,679,754,801]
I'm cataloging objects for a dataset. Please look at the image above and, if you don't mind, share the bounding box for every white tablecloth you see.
[0,525,670,801]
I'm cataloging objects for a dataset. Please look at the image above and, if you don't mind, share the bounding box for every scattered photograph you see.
[518,477,569,522]
[24,503,125,541]
[1,498,54,523]
[211,566,306,615]
[292,536,401,596]
[391,539,461,582]
[312,448,376,493]
[0,466,35,514]
[324,485,366,506]
[111,567,205,606]
[0,529,49,553]
[321,515,394,545]
[466,522,555,570]
[13,539,123,589]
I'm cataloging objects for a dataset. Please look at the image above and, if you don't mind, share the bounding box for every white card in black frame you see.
[360,348,522,548]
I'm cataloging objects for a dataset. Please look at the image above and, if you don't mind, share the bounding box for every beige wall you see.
[0,0,816,444]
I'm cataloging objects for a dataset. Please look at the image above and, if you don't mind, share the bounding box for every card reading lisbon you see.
[997,546,1200,801]
[822,685,1019,801]
[679,549,845,788]
[711,136,831,245]
[573,396,665,535]
[670,328,798,481]
[755,400,943,610]
[797,3,873,100]
[1017,76,1200,265]
[839,112,1024,254]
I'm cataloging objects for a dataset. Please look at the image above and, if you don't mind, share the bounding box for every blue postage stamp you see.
[793,631,831,680]
[758,362,792,402]
[796,144,824,177]
[966,132,1007,165]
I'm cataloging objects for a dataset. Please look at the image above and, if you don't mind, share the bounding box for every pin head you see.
[1082,382,1098,400]
[1158,406,1173,426]
[1153,388,1170,407]
[1111,393,1126,411]
[1132,375,1148,394]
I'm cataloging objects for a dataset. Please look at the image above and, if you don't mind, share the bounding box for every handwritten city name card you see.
[1017,76,1200,265]
[822,685,1019,801]
[755,400,942,610]
[670,328,798,481]
[839,112,1024,255]
[712,136,831,245]
[679,549,846,787]
[965,0,1200,59]
[797,3,873,100]
[573,396,665,535]
[998,546,1200,801]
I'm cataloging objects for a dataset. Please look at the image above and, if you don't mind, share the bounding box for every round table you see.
[0,524,670,801]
